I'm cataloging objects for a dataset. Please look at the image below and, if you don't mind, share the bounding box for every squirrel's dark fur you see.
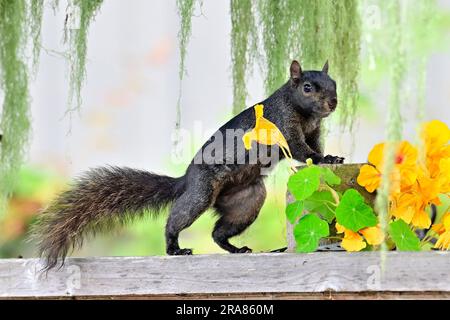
[31,60,344,270]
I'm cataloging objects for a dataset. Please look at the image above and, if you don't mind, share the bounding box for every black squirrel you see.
[31,60,344,270]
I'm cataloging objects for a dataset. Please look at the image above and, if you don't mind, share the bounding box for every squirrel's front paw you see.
[309,153,324,164]
[323,155,345,164]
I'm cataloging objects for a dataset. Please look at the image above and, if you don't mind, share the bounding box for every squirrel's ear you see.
[322,60,329,74]
[290,60,302,82]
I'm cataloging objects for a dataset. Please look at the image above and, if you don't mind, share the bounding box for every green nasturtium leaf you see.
[285,201,304,224]
[335,189,377,232]
[320,167,341,186]
[389,220,421,251]
[304,191,336,223]
[287,166,321,201]
[294,214,329,253]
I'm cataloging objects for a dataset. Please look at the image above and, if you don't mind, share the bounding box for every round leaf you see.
[303,191,336,223]
[294,214,330,253]
[335,189,377,232]
[321,167,341,186]
[287,166,321,201]
[389,220,420,251]
[285,201,304,224]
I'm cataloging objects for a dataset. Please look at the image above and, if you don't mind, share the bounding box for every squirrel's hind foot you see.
[167,248,193,255]
[233,246,252,254]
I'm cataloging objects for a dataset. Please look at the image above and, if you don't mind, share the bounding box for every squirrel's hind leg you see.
[165,182,215,255]
[212,179,266,253]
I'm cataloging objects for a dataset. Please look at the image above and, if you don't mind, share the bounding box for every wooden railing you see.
[1,252,449,299]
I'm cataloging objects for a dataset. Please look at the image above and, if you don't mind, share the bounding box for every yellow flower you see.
[243,104,294,166]
[421,120,450,178]
[435,231,450,250]
[396,141,418,188]
[357,141,418,193]
[438,158,450,193]
[411,210,432,229]
[356,143,385,193]
[391,192,417,224]
[434,212,450,250]
[359,225,384,245]
[357,164,381,193]
[335,223,383,251]
[341,230,367,252]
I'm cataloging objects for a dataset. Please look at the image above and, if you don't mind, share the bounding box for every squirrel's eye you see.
[303,83,312,93]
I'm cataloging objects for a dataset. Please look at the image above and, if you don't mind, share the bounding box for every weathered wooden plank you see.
[0,252,449,299]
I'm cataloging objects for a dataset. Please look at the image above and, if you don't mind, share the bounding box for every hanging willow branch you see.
[0,0,31,211]
[175,0,197,134]
[229,0,361,127]
[374,0,405,261]
[230,0,257,115]
[30,0,44,74]
[331,0,361,128]
[258,0,292,95]
[64,0,103,115]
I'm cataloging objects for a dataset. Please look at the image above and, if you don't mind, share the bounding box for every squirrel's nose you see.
[328,97,338,110]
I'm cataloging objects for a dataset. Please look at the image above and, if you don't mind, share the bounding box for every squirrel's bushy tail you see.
[30,166,185,270]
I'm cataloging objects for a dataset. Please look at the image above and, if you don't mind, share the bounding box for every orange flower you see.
[357,164,381,193]
[433,212,450,250]
[336,223,383,251]
[421,120,450,178]
[391,192,417,224]
[359,225,385,245]
[357,141,417,193]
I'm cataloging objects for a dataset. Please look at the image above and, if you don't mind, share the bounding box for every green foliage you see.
[304,191,336,224]
[294,214,329,253]
[285,201,303,224]
[335,189,377,232]
[389,220,420,251]
[65,0,103,114]
[287,166,321,201]
[287,165,382,252]
[286,165,341,250]
[0,0,31,213]
[321,167,342,186]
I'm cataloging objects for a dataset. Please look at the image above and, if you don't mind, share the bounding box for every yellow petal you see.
[443,212,450,231]
[368,143,385,168]
[416,172,441,203]
[341,230,367,252]
[411,210,432,229]
[242,130,255,150]
[435,230,450,250]
[438,158,450,193]
[391,206,415,224]
[360,226,385,245]
[357,164,381,193]
[432,223,445,235]
[335,222,345,234]
[396,141,418,167]
[390,192,419,224]
[422,120,450,156]
[399,165,418,188]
